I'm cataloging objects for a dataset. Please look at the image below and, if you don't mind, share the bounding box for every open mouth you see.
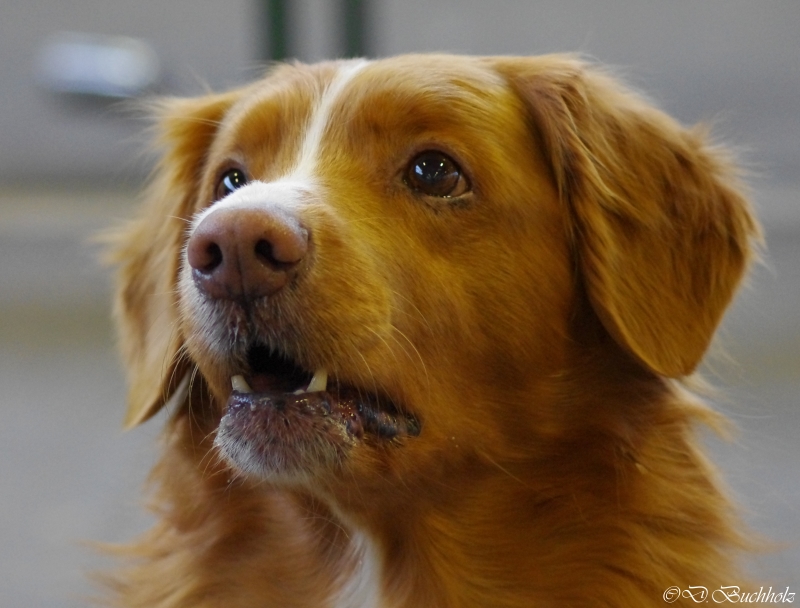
[214,343,421,477]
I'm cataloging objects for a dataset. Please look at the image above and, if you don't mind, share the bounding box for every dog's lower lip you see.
[221,383,421,440]
[215,347,420,478]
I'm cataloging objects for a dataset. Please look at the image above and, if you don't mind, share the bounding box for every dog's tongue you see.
[248,373,292,394]
[231,369,328,395]
[231,373,290,394]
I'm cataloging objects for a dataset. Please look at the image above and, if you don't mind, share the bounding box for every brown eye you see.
[405,151,470,198]
[215,167,248,200]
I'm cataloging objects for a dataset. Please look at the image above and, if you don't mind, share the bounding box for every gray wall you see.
[1,3,798,604]
[1,2,799,212]
[0,0,260,185]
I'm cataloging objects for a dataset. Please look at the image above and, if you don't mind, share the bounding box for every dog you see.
[106,54,760,607]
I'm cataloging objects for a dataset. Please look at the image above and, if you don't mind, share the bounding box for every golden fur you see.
[105,54,760,607]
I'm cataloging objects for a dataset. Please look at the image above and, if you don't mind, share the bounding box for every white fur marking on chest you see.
[332,530,385,608]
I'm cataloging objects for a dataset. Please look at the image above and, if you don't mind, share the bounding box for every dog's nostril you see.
[203,243,223,272]
[187,231,225,275]
[254,239,277,266]
[254,237,303,270]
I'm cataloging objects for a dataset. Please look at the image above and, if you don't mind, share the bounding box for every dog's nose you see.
[187,206,308,300]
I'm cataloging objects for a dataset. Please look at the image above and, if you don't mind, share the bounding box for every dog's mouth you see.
[214,343,421,479]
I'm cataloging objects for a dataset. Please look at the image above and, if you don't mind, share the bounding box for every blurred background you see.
[1,1,797,604]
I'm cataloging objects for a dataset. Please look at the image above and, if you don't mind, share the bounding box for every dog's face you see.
[114,55,756,507]
[180,57,574,494]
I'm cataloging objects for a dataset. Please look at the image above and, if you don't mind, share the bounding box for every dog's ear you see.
[495,56,760,377]
[109,91,238,428]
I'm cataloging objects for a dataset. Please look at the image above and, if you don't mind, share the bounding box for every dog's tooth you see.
[231,375,254,394]
[306,369,328,393]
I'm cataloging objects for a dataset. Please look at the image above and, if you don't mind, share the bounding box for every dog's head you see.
[113,55,757,503]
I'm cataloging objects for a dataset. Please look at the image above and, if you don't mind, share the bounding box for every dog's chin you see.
[211,344,421,483]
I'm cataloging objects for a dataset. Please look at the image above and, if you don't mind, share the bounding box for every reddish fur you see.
[104,55,760,607]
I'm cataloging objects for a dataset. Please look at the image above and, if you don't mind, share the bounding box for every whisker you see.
[390,289,435,335]
[481,453,532,490]
[167,215,192,225]
[386,326,430,392]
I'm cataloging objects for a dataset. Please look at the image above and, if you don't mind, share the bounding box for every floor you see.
[1,187,798,606]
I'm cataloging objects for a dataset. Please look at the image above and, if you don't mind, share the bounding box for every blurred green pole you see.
[259,0,367,61]
[264,0,289,61]
[343,0,367,58]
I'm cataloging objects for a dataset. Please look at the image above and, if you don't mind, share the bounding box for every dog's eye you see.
[215,168,248,200]
[405,151,470,198]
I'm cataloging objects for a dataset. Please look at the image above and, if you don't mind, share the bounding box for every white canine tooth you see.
[306,368,328,393]
[231,375,253,394]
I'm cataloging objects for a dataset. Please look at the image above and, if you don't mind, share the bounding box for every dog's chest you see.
[331,530,385,608]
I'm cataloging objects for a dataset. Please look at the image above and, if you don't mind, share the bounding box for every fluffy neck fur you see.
[106,340,745,608]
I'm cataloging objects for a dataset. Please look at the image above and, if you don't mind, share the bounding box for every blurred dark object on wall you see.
[0,0,796,233]
[36,32,161,100]
[0,0,374,187]
[0,1,260,187]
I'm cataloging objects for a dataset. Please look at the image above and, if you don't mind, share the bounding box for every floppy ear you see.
[495,56,760,377]
[109,91,238,428]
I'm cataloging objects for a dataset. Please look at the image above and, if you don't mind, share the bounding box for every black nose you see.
[186,205,309,300]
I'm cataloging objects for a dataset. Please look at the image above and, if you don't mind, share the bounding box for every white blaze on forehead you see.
[191,59,370,227]
[290,59,370,181]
